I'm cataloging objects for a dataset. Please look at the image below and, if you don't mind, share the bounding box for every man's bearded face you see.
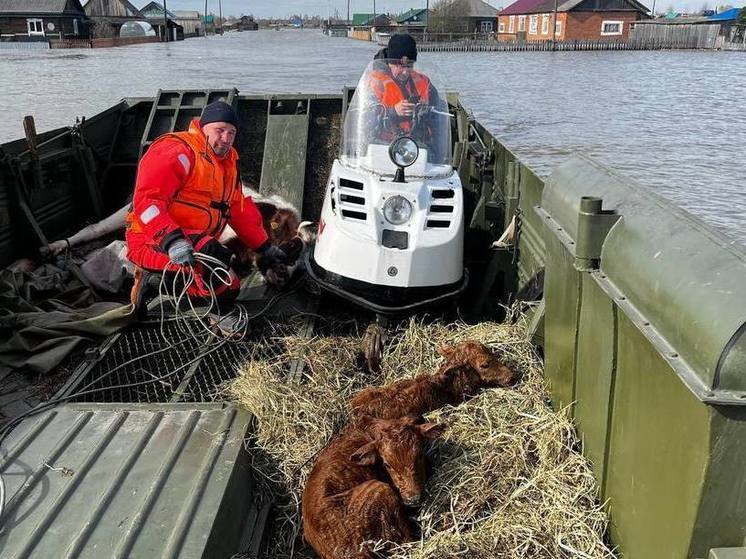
[202,122,237,157]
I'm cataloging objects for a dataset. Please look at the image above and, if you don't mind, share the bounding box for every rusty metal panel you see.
[0,403,254,559]
[604,314,711,559]
[573,274,616,490]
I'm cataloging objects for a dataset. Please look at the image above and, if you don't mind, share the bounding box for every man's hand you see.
[167,238,195,266]
[394,100,415,117]
[199,238,234,268]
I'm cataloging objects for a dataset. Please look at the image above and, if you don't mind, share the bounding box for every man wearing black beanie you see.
[126,100,287,318]
[368,33,440,143]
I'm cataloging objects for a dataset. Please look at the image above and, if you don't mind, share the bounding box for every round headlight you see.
[389,137,419,168]
[383,195,413,225]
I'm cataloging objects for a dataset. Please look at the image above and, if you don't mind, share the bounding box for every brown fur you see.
[436,341,518,387]
[302,415,445,559]
[349,341,518,420]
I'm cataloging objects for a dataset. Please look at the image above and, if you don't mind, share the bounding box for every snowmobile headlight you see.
[389,137,419,168]
[383,196,413,225]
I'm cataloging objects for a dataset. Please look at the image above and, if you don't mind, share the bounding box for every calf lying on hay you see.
[227,319,616,559]
[302,415,445,559]
[349,341,518,420]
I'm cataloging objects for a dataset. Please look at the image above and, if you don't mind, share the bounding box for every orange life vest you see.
[128,121,239,238]
[369,69,431,135]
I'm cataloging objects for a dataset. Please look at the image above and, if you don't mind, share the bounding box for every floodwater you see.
[1,30,745,240]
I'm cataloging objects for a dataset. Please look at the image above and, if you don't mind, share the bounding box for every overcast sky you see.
[150,0,729,19]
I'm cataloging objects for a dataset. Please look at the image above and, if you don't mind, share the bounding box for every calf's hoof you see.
[360,323,387,373]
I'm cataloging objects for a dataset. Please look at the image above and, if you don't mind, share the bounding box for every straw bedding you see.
[227,318,615,559]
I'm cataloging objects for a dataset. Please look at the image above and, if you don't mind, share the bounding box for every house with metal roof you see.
[137,1,187,39]
[396,8,430,25]
[172,10,204,36]
[0,0,91,41]
[352,13,394,27]
[498,0,649,41]
[82,0,145,37]
[429,0,500,34]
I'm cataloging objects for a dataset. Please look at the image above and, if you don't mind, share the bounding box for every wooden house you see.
[137,2,185,40]
[352,13,394,27]
[173,10,204,36]
[396,8,429,26]
[429,0,500,34]
[498,0,650,41]
[0,0,90,41]
[236,15,259,31]
[83,0,144,38]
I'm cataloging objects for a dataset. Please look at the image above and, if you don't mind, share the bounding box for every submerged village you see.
[0,0,745,50]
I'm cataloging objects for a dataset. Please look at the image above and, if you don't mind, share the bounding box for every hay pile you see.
[227,319,615,559]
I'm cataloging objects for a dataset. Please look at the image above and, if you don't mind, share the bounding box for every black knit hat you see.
[199,101,239,128]
[387,34,418,62]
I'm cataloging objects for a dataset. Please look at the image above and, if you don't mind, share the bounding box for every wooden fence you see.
[49,36,159,49]
[419,37,711,52]
[629,22,720,49]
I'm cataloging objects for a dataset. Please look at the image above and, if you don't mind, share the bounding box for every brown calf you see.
[349,341,518,420]
[302,415,445,559]
[436,341,517,387]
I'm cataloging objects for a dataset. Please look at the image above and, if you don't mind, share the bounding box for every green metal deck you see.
[0,403,261,559]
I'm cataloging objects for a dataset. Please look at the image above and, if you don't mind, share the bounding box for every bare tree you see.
[428,0,471,33]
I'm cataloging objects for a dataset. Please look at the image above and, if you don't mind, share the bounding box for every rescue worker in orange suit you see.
[368,34,442,152]
[126,101,286,317]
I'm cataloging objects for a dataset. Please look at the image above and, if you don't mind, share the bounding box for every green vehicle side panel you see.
[542,232,580,412]
[605,314,710,559]
[574,274,616,491]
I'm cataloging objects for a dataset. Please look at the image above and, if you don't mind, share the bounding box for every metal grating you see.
[67,316,302,404]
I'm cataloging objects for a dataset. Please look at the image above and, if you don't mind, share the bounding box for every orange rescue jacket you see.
[126,119,268,254]
[368,68,432,137]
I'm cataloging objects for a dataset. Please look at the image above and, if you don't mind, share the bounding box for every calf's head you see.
[257,203,301,246]
[350,416,445,508]
[439,341,518,387]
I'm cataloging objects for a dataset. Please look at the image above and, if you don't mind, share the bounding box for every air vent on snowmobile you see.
[426,190,454,229]
[431,189,455,199]
[338,177,366,221]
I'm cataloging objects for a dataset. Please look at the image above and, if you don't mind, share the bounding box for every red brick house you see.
[498,0,649,41]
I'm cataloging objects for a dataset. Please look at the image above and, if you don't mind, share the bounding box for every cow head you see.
[256,203,301,246]
[438,341,518,387]
[435,364,484,400]
[350,415,445,508]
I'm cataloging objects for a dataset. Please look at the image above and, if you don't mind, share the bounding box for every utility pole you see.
[163,0,168,42]
[347,0,350,24]
[552,0,558,49]
[204,0,208,36]
[218,0,223,34]
[425,0,429,42]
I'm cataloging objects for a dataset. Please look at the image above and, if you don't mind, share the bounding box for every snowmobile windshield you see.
[341,59,453,178]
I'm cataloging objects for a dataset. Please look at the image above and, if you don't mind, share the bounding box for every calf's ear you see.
[438,344,456,359]
[418,422,447,440]
[350,442,378,466]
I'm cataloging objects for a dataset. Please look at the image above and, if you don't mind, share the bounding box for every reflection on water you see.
[1,30,745,240]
